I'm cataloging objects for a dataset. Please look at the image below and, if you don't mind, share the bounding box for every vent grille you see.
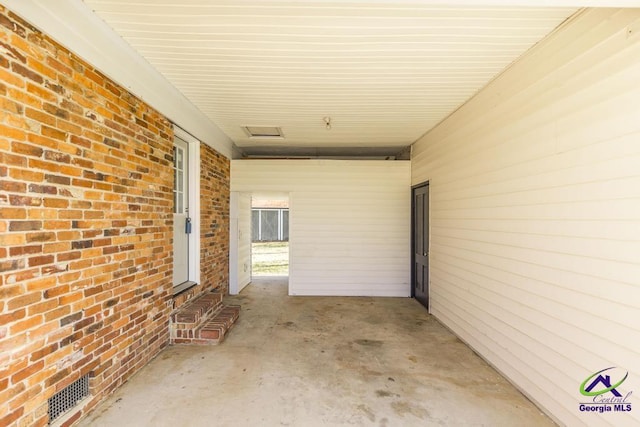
[48,374,90,424]
[243,126,284,139]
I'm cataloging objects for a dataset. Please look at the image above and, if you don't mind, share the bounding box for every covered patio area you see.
[79,278,551,426]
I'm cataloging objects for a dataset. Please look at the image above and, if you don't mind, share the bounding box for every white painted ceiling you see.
[82,0,577,156]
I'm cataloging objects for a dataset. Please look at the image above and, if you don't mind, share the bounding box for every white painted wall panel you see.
[232,160,411,296]
[411,9,640,427]
[229,192,252,294]
[237,193,252,292]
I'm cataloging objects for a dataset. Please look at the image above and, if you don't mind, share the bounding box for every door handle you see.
[185,217,192,234]
[423,251,428,256]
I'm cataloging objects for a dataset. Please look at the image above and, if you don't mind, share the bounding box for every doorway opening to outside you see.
[251,194,289,277]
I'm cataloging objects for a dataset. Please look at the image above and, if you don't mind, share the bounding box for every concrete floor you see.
[80,277,553,427]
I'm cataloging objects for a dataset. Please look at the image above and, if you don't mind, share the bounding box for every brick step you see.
[171,292,223,328]
[170,291,240,345]
[198,305,241,343]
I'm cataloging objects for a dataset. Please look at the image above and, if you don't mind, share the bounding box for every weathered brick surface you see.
[200,144,230,294]
[0,6,201,426]
[169,290,239,345]
[198,305,240,343]
[171,292,222,325]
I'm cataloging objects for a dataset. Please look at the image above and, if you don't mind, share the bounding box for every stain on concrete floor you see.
[79,277,554,427]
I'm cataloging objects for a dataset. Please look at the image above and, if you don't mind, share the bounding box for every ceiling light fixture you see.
[323,116,331,130]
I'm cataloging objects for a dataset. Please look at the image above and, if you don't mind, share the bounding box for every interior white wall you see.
[229,192,252,295]
[232,160,411,296]
[411,8,640,426]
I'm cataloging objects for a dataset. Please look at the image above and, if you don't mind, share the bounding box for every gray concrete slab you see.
[80,277,554,427]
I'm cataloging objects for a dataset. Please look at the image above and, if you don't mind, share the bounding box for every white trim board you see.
[4,0,234,159]
[229,192,240,295]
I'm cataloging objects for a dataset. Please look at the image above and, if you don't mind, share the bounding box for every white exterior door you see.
[173,137,190,287]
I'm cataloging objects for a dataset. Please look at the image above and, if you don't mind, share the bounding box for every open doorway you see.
[251,194,289,277]
[229,192,290,295]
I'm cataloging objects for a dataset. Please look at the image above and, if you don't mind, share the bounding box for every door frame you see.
[411,181,430,310]
[173,126,201,293]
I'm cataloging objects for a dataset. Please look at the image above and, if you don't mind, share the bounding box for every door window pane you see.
[173,144,187,214]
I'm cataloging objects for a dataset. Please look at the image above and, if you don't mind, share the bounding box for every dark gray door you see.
[413,183,429,309]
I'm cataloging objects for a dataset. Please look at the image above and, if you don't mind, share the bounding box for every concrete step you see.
[170,291,240,345]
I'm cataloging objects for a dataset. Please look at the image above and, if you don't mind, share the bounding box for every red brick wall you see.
[0,8,175,426]
[200,143,230,294]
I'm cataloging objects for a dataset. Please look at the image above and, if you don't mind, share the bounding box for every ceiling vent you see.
[243,126,284,139]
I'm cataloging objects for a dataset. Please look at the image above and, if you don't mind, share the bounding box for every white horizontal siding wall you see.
[232,160,411,296]
[411,8,640,427]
